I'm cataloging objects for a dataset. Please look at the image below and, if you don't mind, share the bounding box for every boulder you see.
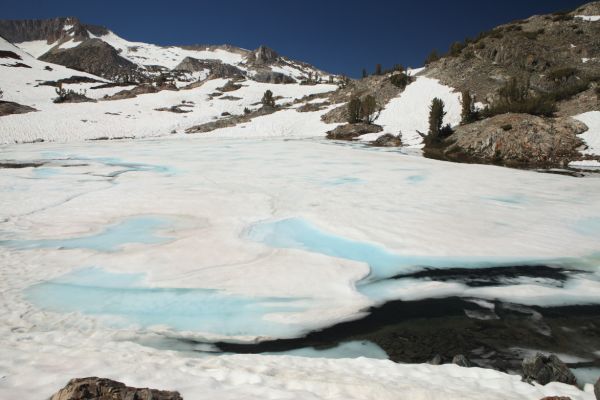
[326,123,383,140]
[522,353,577,386]
[540,397,572,400]
[0,100,37,116]
[429,113,588,167]
[50,377,182,400]
[452,354,473,368]
[372,133,402,147]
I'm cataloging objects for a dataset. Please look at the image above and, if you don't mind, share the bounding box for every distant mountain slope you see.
[0,17,334,83]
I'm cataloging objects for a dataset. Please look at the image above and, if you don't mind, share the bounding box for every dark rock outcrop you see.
[372,133,402,147]
[0,17,107,44]
[186,106,278,134]
[595,377,599,400]
[426,113,588,167]
[102,84,158,101]
[0,100,37,116]
[39,39,139,80]
[326,123,383,140]
[252,70,295,84]
[247,45,279,65]
[522,353,577,386]
[50,377,182,400]
[174,57,245,79]
[428,354,443,365]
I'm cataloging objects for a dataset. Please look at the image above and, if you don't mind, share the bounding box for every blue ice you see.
[246,218,547,281]
[323,177,362,186]
[26,267,304,337]
[0,216,173,252]
[573,217,600,236]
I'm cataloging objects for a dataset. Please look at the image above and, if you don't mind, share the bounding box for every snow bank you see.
[573,111,600,158]
[0,38,337,143]
[576,15,600,22]
[373,77,462,147]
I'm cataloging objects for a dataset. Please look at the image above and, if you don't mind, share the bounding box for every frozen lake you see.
[1,136,600,394]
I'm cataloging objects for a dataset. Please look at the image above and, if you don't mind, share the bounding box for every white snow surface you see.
[576,15,600,21]
[373,77,462,147]
[0,37,338,143]
[1,136,600,399]
[574,111,600,156]
[0,348,593,400]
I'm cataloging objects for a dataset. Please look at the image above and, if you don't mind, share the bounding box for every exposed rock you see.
[423,3,600,110]
[103,84,158,100]
[247,45,279,65]
[50,377,182,400]
[326,123,383,140]
[186,106,278,134]
[0,50,21,60]
[252,69,295,84]
[522,353,577,386]
[428,113,588,167]
[452,354,473,368]
[0,100,37,116]
[321,75,405,123]
[219,95,242,101]
[174,57,245,79]
[38,75,104,87]
[39,39,139,80]
[297,101,330,112]
[595,377,599,400]
[372,133,402,147]
[54,91,96,104]
[155,105,192,113]
[540,397,572,400]
[0,17,107,44]
[216,80,242,92]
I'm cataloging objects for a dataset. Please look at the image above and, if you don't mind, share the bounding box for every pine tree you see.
[362,68,368,78]
[375,64,382,76]
[261,90,275,107]
[460,90,477,124]
[428,98,446,138]
[347,97,362,123]
[425,50,440,65]
[360,95,379,124]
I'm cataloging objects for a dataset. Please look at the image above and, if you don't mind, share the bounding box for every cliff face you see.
[0,17,107,44]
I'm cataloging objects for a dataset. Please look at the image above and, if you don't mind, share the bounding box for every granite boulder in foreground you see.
[50,377,183,400]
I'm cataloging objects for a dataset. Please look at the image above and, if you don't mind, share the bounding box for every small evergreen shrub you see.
[390,73,410,89]
[347,97,362,123]
[261,90,275,107]
[425,50,440,65]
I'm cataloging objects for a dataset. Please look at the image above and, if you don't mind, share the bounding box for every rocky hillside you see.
[424,2,600,114]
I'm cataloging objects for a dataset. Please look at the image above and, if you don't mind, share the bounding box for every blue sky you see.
[4,0,589,77]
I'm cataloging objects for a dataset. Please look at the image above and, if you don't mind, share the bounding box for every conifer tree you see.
[360,95,379,124]
[375,64,382,76]
[261,90,275,107]
[460,90,477,124]
[347,97,362,123]
[428,97,446,138]
[362,68,368,78]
